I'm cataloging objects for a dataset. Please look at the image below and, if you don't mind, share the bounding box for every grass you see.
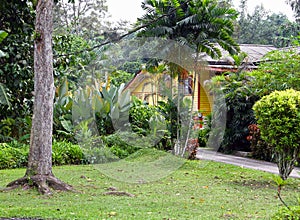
[0,149,299,220]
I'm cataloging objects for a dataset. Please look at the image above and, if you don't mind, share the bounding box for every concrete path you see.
[196,148,300,178]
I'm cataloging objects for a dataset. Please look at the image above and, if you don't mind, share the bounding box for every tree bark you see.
[6,0,72,194]
[28,0,54,178]
[182,52,200,157]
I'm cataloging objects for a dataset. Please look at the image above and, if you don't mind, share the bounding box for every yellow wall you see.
[128,72,213,115]
[198,85,212,116]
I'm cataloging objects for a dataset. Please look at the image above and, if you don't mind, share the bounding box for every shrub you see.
[197,129,209,147]
[247,124,274,161]
[196,114,212,148]
[208,49,300,152]
[52,140,85,166]
[0,140,86,169]
[272,206,300,220]
[157,98,178,150]
[208,73,258,152]
[80,145,118,164]
[129,96,158,136]
[102,132,140,159]
[253,89,300,180]
[129,97,172,151]
[0,116,31,143]
[0,142,28,169]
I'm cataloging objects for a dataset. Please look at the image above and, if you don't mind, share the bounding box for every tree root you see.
[4,174,73,195]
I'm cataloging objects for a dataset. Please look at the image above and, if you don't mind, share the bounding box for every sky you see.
[106,0,295,23]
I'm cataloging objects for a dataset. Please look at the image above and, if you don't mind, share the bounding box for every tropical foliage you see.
[253,89,300,180]
[138,0,239,57]
[208,49,300,153]
[0,140,85,169]
[286,0,300,23]
[250,49,300,95]
[137,0,239,155]
[0,30,10,108]
[1,0,299,170]
[0,0,35,121]
[236,1,300,47]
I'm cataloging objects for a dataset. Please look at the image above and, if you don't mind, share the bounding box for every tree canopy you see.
[138,0,239,57]
[236,1,300,47]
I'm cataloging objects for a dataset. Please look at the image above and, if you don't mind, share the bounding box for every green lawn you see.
[0,150,299,220]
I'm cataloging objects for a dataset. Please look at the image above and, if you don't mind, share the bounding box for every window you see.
[184,75,193,95]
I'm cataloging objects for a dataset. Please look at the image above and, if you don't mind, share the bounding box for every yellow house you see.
[125,69,213,116]
[125,44,278,117]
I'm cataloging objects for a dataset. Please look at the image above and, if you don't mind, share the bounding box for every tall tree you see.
[139,0,239,58]
[138,0,239,155]
[53,0,111,38]
[7,0,72,194]
[286,0,300,23]
[236,2,299,47]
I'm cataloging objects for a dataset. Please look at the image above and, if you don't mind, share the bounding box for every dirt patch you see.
[231,179,274,189]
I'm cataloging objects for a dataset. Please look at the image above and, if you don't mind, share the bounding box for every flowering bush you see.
[247,124,274,161]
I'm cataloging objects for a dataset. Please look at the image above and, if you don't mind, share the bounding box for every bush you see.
[102,132,140,159]
[0,142,28,169]
[247,124,274,161]
[52,140,86,166]
[0,140,86,169]
[129,96,158,136]
[156,98,178,150]
[253,89,300,180]
[0,116,31,143]
[208,73,258,152]
[83,146,119,164]
[129,97,172,151]
[272,206,300,220]
[208,49,300,152]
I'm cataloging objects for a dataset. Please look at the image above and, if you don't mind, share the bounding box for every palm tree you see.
[137,0,239,156]
[138,0,239,58]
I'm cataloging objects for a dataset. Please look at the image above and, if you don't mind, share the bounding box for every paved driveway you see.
[197,148,300,178]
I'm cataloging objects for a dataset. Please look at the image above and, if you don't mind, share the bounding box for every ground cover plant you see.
[0,150,299,219]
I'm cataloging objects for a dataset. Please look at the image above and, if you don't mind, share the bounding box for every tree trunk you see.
[6,0,72,194]
[277,148,299,180]
[182,52,200,157]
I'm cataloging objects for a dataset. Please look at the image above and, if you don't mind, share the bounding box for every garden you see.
[1,0,300,219]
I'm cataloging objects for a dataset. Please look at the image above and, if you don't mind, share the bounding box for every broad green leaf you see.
[61,120,73,132]
[58,77,69,99]
[0,30,8,43]
[110,106,120,120]
[0,50,6,58]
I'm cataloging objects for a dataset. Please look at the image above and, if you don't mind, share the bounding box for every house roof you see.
[125,72,152,91]
[239,44,278,62]
[125,44,300,89]
[201,44,277,64]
